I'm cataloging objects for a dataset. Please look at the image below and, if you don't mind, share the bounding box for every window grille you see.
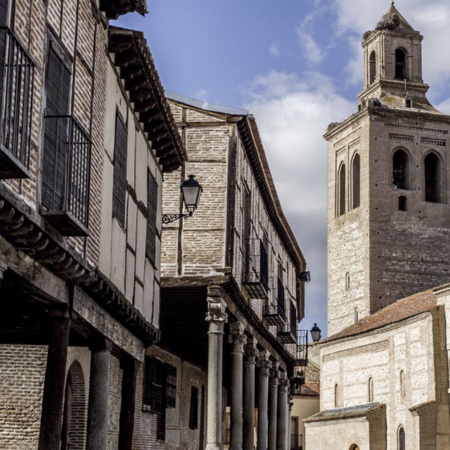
[0,22,35,178]
[166,364,177,409]
[113,111,127,226]
[41,46,91,234]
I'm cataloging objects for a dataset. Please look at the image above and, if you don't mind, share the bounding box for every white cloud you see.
[269,43,280,57]
[244,70,354,335]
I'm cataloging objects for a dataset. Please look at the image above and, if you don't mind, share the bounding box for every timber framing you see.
[0,183,159,346]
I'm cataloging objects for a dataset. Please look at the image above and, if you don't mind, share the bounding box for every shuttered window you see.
[166,364,177,408]
[41,46,71,211]
[113,111,127,226]
[146,170,158,263]
[143,357,177,411]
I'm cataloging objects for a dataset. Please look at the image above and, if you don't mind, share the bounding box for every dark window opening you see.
[405,99,412,108]
[369,51,376,84]
[61,373,73,450]
[393,150,409,189]
[338,164,346,216]
[398,196,407,211]
[113,111,127,226]
[352,154,360,209]
[189,386,199,430]
[424,153,440,203]
[260,238,269,292]
[146,170,158,264]
[395,49,407,80]
[398,427,405,450]
[143,357,177,441]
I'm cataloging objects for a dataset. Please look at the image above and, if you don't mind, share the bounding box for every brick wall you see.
[0,345,47,449]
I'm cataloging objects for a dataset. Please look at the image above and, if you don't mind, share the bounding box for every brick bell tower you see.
[325,3,450,336]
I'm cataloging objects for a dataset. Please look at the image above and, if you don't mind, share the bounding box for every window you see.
[400,370,405,398]
[334,383,339,408]
[113,111,127,226]
[369,51,376,84]
[146,170,158,263]
[395,49,407,80]
[260,237,269,292]
[0,0,35,179]
[352,154,360,209]
[41,44,91,234]
[368,377,373,402]
[242,186,251,276]
[338,163,346,216]
[354,307,358,323]
[277,262,285,315]
[398,196,407,211]
[345,272,350,290]
[189,386,199,429]
[398,426,405,450]
[143,357,177,441]
[424,152,441,203]
[393,149,409,189]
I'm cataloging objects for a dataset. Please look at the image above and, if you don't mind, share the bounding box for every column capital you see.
[278,372,290,393]
[228,321,247,351]
[206,296,228,324]
[257,349,272,375]
[244,337,258,363]
[269,362,279,385]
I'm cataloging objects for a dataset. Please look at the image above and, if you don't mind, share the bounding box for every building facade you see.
[155,93,308,450]
[0,0,184,449]
[305,5,450,449]
[325,4,450,337]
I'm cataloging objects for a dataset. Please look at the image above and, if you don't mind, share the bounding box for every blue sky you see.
[117,1,450,338]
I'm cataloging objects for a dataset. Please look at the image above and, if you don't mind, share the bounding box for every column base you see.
[206,444,222,450]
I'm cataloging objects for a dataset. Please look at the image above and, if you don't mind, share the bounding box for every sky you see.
[117,0,450,339]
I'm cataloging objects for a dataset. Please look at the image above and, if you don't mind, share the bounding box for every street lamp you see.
[162,175,203,224]
[310,323,321,342]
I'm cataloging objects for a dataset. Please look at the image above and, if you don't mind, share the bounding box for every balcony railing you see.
[263,301,286,327]
[278,299,298,344]
[295,329,308,367]
[0,27,35,178]
[242,239,269,299]
[41,115,91,236]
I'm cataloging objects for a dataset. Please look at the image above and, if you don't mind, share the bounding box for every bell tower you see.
[326,3,450,336]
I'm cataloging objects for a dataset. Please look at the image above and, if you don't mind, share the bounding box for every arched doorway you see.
[61,361,87,450]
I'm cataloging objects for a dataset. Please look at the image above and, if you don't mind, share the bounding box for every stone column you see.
[243,337,257,450]
[87,338,112,450]
[38,310,71,450]
[229,322,247,450]
[118,357,140,450]
[268,363,279,450]
[287,400,293,450]
[257,350,271,450]
[276,373,289,450]
[205,295,228,450]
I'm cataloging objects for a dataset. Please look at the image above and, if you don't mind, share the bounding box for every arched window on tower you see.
[398,426,405,450]
[393,149,409,189]
[369,51,376,84]
[352,154,360,209]
[398,196,407,211]
[424,152,441,203]
[338,163,346,216]
[368,377,374,402]
[395,48,407,80]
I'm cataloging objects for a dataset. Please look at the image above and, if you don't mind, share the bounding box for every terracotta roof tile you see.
[323,289,438,343]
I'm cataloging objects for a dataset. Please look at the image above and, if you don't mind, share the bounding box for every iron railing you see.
[263,300,286,327]
[0,27,35,178]
[41,115,91,235]
[242,238,269,299]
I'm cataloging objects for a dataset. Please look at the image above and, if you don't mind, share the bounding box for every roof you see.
[166,91,248,116]
[109,27,186,172]
[322,289,439,344]
[304,402,384,423]
[375,3,416,33]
